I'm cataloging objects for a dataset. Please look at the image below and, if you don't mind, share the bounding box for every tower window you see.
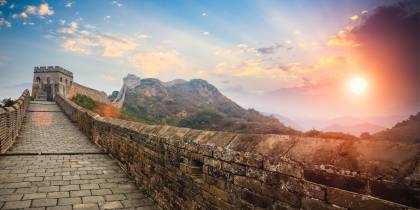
[60,77,63,82]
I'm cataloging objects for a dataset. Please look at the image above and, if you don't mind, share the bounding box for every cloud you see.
[130,51,186,76]
[135,33,152,39]
[112,1,123,8]
[327,27,358,47]
[256,43,282,54]
[97,34,137,57]
[104,16,111,22]
[58,21,137,57]
[202,31,209,36]
[65,1,74,8]
[350,15,359,20]
[129,51,186,77]
[20,3,54,19]
[202,12,207,16]
[39,3,54,16]
[61,37,96,54]
[0,17,11,28]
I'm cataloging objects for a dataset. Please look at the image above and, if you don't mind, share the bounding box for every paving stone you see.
[73,203,100,210]
[16,187,38,194]
[0,194,23,202]
[2,200,31,209]
[23,193,47,200]
[91,189,112,196]
[105,194,126,201]
[32,198,58,207]
[38,186,59,193]
[0,189,14,195]
[47,191,70,198]
[71,190,92,197]
[60,184,80,191]
[58,197,82,205]
[82,196,105,204]
[47,205,72,210]
[81,183,100,190]
[100,201,124,209]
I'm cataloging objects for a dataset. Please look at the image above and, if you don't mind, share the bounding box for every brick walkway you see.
[0,102,157,210]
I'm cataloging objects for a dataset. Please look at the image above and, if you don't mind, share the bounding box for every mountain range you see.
[119,78,298,135]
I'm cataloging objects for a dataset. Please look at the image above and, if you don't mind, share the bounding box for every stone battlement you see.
[55,94,419,210]
[34,66,73,78]
[0,90,30,153]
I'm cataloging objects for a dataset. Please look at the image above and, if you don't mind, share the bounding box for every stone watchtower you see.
[32,66,73,101]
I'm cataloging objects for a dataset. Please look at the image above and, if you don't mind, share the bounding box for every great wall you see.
[0,66,418,210]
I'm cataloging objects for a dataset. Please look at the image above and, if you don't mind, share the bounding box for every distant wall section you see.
[68,82,109,104]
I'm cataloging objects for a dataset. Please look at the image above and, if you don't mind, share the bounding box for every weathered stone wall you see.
[55,94,419,210]
[0,90,30,153]
[68,82,109,104]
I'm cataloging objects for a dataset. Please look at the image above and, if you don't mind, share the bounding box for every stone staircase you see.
[35,90,47,101]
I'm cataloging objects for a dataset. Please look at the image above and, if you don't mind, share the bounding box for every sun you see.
[348,77,367,95]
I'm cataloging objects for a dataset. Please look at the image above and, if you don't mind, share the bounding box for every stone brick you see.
[81,183,100,190]
[304,169,367,194]
[71,190,91,197]
[38,186,60,193]
[369,179,419,208]
[82,195,106,204]
[104,194,126,201]
[91,189,112,196]
[73,203,100,210]
[16,187,38,194]
[60,184,80,191]
[58,197,82,205]
[101,201,124,209]
[301,197,342,210]
[240,189,273,209]
[47,205,72,210]
[327,187,404,210]
[23,193,47,200]
[32,198,58,207]
[2,200,31,209]
[47,191,70,198]
[0,194,23,202]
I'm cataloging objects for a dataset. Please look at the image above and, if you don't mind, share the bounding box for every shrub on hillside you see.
[304,129,358,140]
[71,94,97,111]
[71,94,121,118]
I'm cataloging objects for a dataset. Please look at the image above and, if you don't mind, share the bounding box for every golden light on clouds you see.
[350,15,359,21]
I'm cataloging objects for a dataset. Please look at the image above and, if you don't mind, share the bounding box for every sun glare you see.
[348,77,367,95]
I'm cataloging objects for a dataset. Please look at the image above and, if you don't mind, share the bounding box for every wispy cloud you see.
[65,1,74,8]
[327,27,358,47]
[129,51,187,77]
[20,3,54,18]
[112,1,123,8]
[256,43,282,55]
[58,20,137,57]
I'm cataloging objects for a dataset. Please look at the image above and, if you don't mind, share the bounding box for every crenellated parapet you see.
[0,89,30,153]
[34,66,73,78]
[55,94,420,210]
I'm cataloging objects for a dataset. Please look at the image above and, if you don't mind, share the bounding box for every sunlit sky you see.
[1,0,418,126]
